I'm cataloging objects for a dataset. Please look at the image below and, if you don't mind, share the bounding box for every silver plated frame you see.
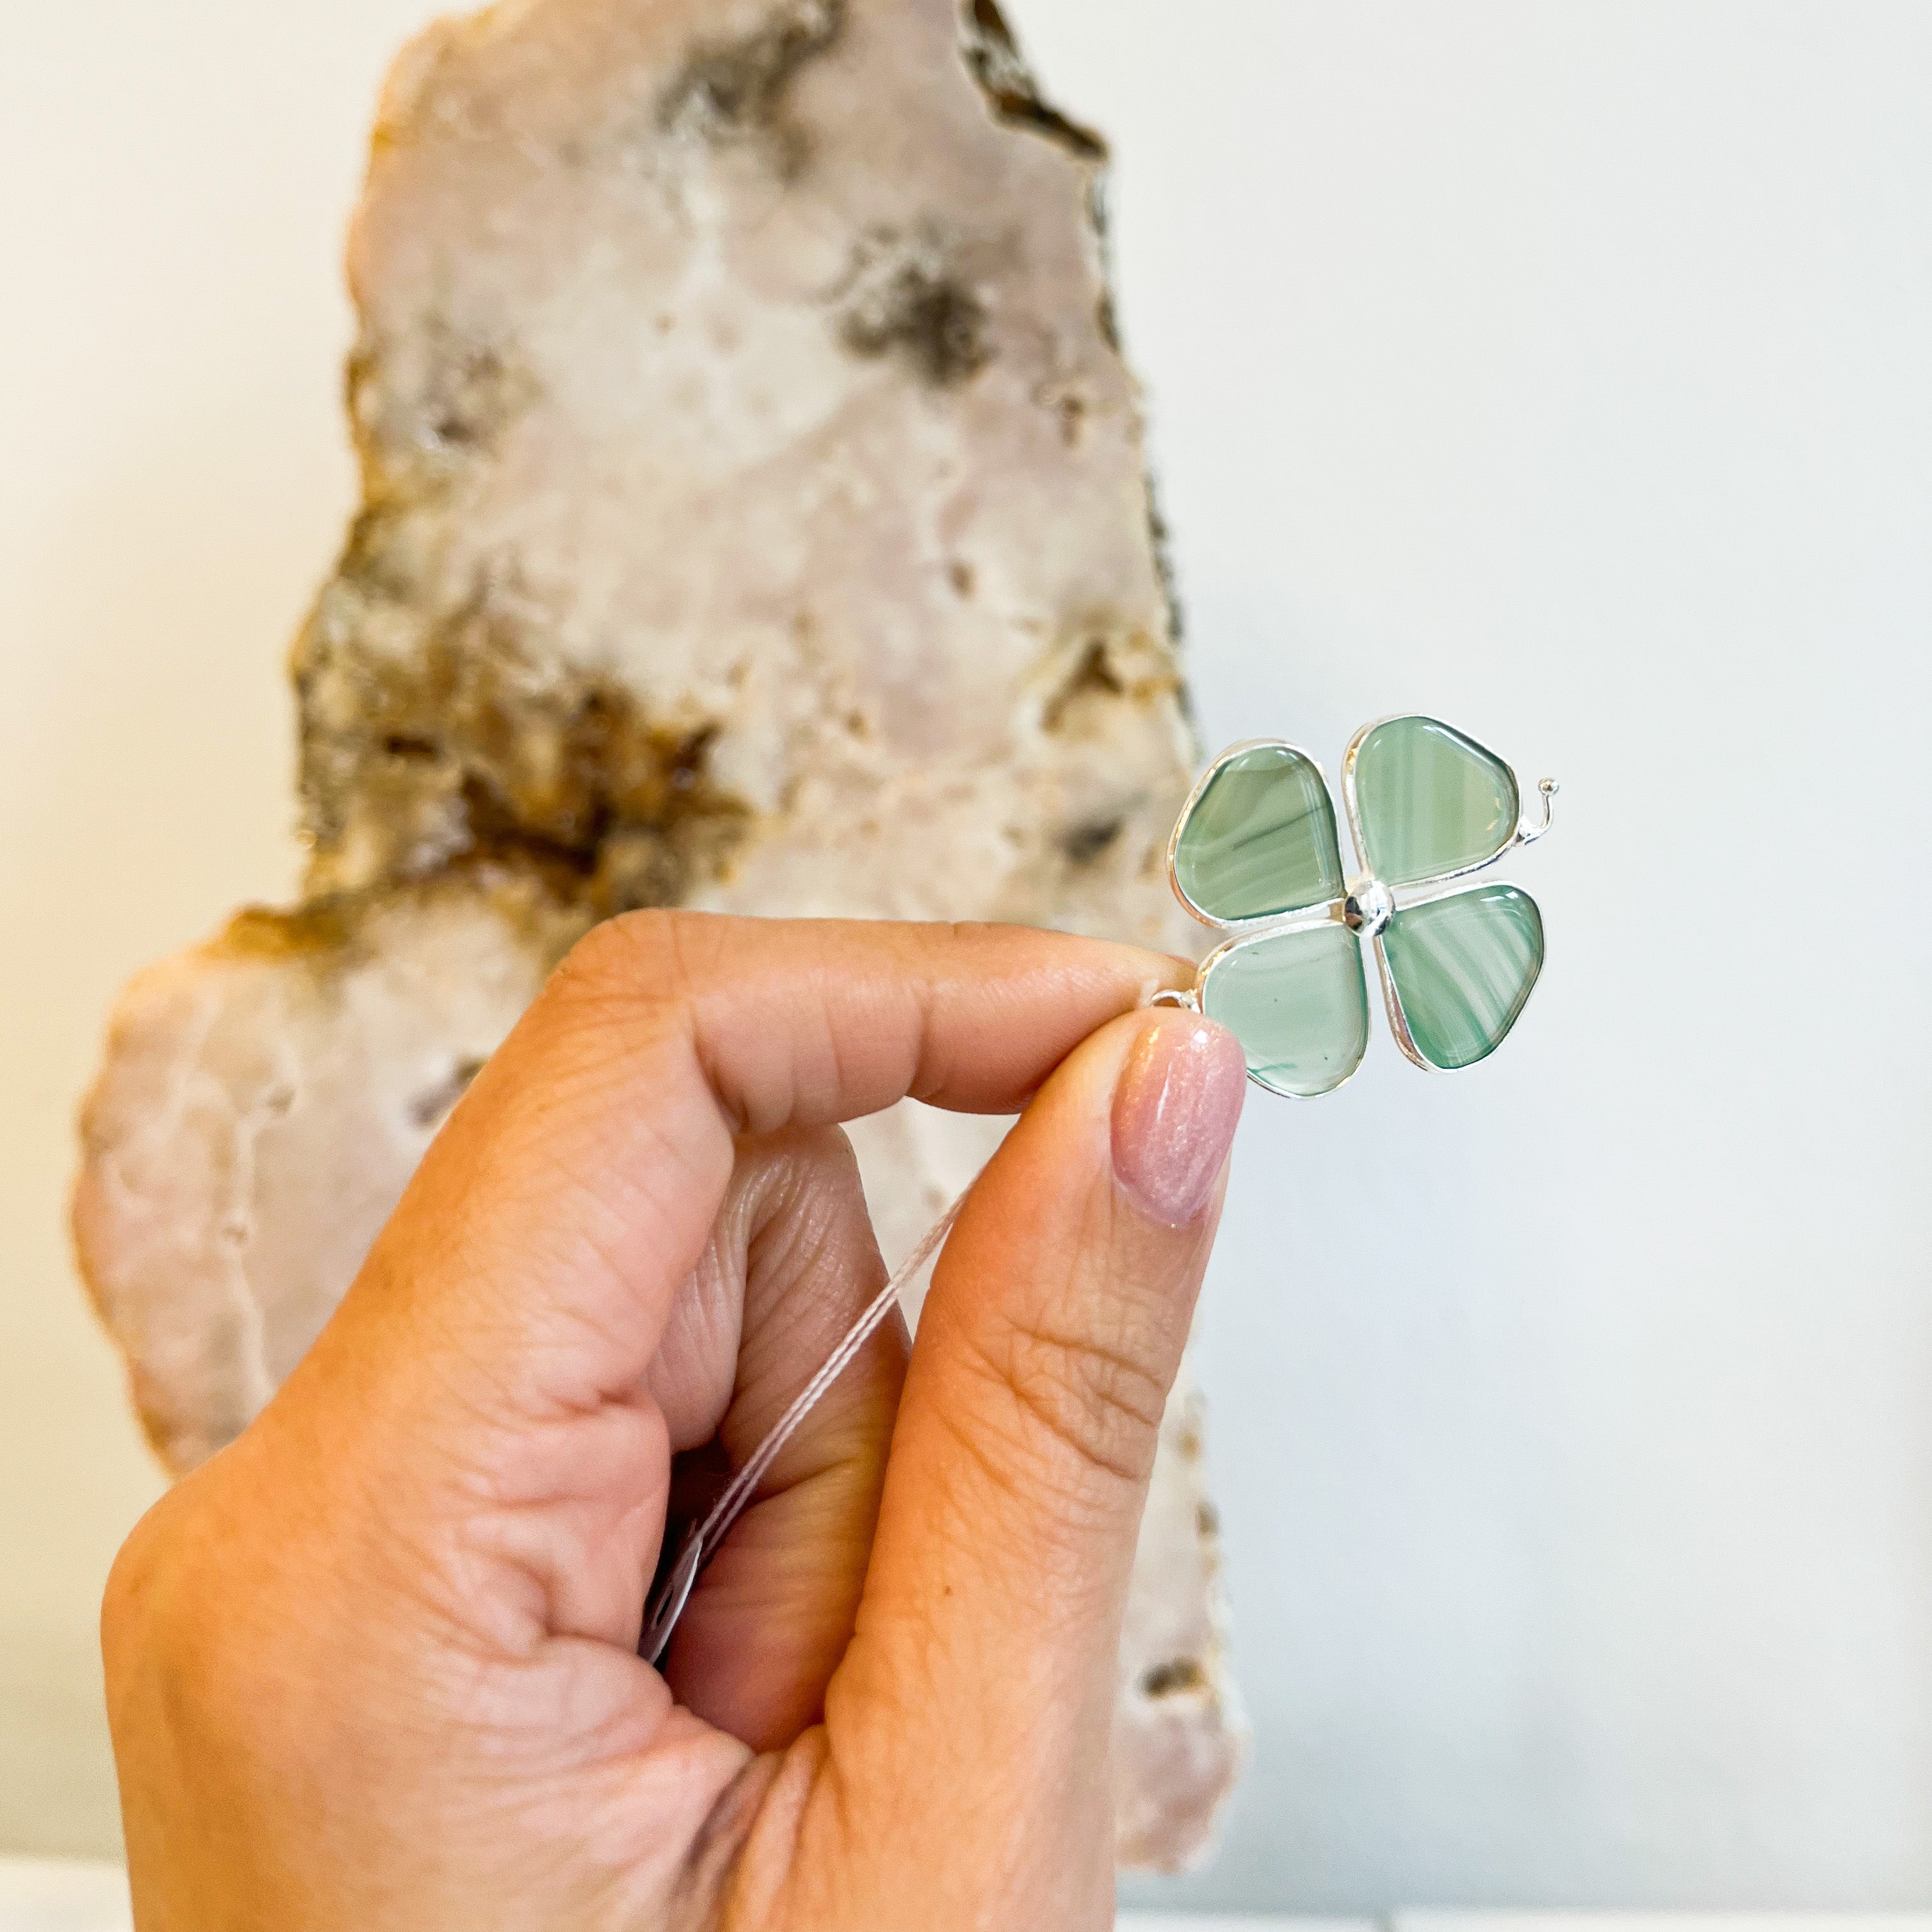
[1165,716,1558,1091]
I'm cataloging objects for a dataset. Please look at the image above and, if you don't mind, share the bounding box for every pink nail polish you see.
[1110,1016,1248,1227]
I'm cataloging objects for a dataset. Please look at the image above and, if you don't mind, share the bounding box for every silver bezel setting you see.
[1165,737,1349,937]
[1193,918,1370,1099]
[1339,714,1557,891]
[1372,875,1540,1075]
[1168,714,1558,1091]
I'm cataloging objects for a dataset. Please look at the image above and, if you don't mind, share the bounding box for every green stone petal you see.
[1382,884,1544,1071]
[1201,923,1368,1098]
[1174,743,1345,923]
[1353,715,1519,885]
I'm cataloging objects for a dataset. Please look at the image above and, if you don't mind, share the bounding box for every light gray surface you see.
[1394,1921,1932,1932]
[0,1863,130,1932]
[3,0,1929,1908]
[1071,0,1932,1913]
[4,1869,1924,1932]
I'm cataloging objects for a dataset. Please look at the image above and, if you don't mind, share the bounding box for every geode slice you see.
[74,0,1242,1867]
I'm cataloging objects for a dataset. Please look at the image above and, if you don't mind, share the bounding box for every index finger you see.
[319,915,1191,1417]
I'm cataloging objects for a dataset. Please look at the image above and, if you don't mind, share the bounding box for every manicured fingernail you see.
[1110,1015,1247,1227]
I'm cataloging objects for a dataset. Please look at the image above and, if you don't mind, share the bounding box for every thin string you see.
[640,1185,970,1664]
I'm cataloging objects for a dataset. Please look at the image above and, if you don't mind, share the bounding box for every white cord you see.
[640,1186,970,1664]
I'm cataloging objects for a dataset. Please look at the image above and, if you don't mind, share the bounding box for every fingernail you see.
[1110,1015,1247,1227]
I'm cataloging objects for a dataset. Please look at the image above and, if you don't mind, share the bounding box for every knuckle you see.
[985,1317,1170,1491]
[99,1524,155,1683]
[549,907,685,1004]
[537,910,719,1057]
[100,1478,230,1717]
[760,1121,862,1213]
[100,1482,186,1650]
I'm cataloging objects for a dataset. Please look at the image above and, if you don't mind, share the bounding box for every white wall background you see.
[3,0,1928,1910]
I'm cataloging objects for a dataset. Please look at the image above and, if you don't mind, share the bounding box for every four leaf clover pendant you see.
[639,717,1556,1664]
[1162,715,1559,1098]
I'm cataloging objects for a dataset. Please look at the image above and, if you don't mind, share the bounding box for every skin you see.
[102,914,1248,1931]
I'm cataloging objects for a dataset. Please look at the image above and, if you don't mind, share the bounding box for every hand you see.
[102,916,1246,1930]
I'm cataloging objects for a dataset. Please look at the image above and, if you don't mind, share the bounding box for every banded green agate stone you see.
[1382,883,1544,1071]
[1202,923,1368,1098]
[1353,716,1517,884]
[1174,744,1344,922]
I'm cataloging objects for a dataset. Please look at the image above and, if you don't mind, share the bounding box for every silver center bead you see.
[1342,875,1395,940]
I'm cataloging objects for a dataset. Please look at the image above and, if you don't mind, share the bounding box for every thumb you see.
[821,1007,1246,1919]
